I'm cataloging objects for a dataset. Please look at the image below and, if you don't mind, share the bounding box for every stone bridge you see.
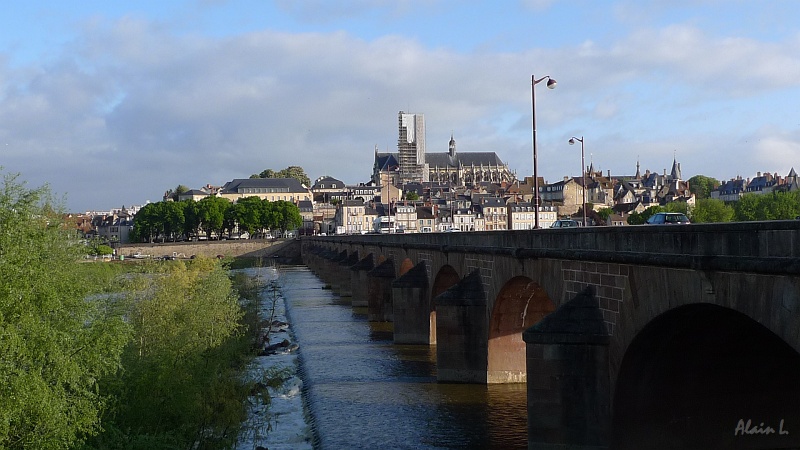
[301,221,800,449]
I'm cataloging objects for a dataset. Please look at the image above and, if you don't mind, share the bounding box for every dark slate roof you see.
[717,179,745,195]
[377,151,506,170]
[481,197,506,207]
[220,178,308,193]
[426,152,506,168]
[312,176,345,190]
[375,153,400,171]
[298,200,313,211]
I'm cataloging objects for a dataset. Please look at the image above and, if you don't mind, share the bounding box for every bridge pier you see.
[334,252,359,297]
[350,254,374,307]
[392,262,432,344]
[368,259,395,322]
[319,250,346,289]
[436,271,489,383]
[523,288,610,449]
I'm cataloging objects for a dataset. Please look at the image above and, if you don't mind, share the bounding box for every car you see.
[645,212,691,225]
[550,219,579,228]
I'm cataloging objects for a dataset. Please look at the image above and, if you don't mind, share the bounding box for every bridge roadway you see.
[301,221,800,450]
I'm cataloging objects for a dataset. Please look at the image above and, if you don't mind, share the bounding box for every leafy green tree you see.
[260,199,279,233]
[405,191,420,201]
[279,166,311,186]
[0,172,130,449]
[688,175,720,200]
[132,202,163,243]
[271,200,303,234]
[95,244,114,256]
[251,166,311,187]
[597,207,614,221]
[232,196,264,236]
[162,201,185,241]
[196,196,230,239]
[663,201,689,215]
[691,198,734,223]
[733,194,760,221]
[766,191,800,219]
[180,199,201,238]
[734,191,800,221]
[251,169,277,179]
[92,257,245,449]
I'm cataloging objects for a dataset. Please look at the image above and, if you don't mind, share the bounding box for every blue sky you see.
[2,0,800,211]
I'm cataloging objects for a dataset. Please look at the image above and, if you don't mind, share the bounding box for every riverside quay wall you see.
[118,238,300,261]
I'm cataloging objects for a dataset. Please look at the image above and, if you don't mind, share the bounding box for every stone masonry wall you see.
[562,260,629,336]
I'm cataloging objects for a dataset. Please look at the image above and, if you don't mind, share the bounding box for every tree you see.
[663,201,689,215]
[734,191,800,221]
[263,200,302,234]
[180,199,201,238]
[688,175,720,200]
[279,166,311,186]
[163,184,191,201]
[131,202,163,243]
[597,207,614,221]
[251,166,311,187]
[733,194,760,221]
[405,191,420,201]
[231,196,264,236]
[690,198,734,223]
[92,257,245,448]
[161,200,185,241]
[251,169,277,179]
[0,172,130,449]
[196,196,230,239]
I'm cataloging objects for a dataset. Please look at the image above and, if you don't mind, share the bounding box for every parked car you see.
[645,212,691,225]
[550,219,579,228]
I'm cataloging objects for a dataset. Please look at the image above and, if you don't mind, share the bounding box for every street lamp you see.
[532,74,557,229]
[568,136,586,227]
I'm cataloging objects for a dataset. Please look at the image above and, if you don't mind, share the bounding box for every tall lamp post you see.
[532,74,557,228]
[568,136,586,226]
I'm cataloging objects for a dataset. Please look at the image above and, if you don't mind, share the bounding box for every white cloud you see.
[3,7,800,210]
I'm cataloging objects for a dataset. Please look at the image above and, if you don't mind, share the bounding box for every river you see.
[277,264,528,450]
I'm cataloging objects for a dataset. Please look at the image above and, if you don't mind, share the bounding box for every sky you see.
[2,0,800,212]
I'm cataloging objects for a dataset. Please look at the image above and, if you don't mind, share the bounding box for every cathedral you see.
[372,111,515,187]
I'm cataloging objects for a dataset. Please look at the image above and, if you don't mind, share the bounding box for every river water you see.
[277,265,528,450]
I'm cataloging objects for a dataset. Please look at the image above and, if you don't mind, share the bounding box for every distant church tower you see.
[670,155,682,181]
[397,111,426,183]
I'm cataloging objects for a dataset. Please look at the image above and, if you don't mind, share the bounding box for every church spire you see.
[670,152,681,180]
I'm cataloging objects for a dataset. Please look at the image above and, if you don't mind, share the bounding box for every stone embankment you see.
[118,238,301,263]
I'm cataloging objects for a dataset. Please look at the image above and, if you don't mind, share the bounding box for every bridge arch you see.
[430,265,461,345]
[488,276,555,384]
[612,303,800,449]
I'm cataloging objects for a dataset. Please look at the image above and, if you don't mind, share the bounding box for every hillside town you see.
[69,111,800,243]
